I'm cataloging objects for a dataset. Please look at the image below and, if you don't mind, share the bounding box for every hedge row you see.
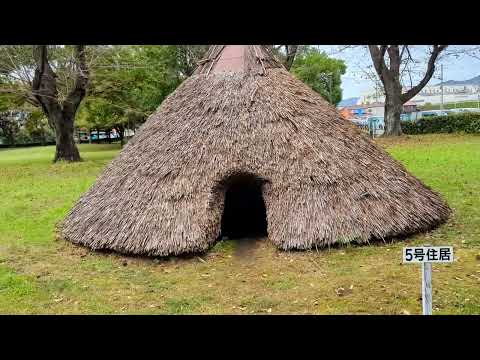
[401,113,480,134]
[0,128,55,147]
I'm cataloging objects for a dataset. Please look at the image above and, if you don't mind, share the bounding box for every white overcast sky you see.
[316,45,480,99]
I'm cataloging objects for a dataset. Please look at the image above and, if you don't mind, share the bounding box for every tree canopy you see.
[77,45,183,134]
[1,45,347,147]
[291,46,346,105]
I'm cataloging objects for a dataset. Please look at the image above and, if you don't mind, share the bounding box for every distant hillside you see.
[337,97,360,107]
[436,75,480,86]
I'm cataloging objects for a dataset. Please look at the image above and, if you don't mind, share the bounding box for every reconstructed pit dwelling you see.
[62,45,451,256]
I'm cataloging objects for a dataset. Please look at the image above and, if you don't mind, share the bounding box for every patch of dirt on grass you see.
[233,236,265,260]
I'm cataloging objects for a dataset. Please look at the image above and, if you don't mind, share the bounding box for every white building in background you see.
[411,83,480,106]
[364,102,384,117]
[419,84,479,95]
[360,82,480,107]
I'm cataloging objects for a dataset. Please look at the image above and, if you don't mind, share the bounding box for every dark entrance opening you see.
[220,174,268,239]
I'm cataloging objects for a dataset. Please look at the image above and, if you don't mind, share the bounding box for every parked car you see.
[90,131,120,141]
[90,132,107,141]
[79,132,89,142]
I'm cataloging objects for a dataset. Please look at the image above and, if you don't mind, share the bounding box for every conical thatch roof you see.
[62,45,451,256]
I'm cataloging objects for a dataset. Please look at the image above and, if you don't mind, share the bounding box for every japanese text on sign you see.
[403,246,454,263]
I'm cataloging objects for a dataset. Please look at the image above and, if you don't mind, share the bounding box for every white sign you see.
[403,246,454,264]
[402,245,454,315]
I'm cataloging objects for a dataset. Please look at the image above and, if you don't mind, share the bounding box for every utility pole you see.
[440,64,444,111]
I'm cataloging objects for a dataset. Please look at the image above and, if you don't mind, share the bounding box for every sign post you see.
[403,245,454,315]
[421,261,432,315]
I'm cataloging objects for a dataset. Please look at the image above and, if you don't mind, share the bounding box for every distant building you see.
[419,84,479,96]
[364,102,384,117]
[360,75,480,107]
[403,101,417,113]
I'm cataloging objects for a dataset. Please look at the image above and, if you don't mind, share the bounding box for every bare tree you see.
[0,45,90,161]
[271,45,300,70]
[368,45,447,136]
[282,45,299,70]
[176,45,210,77]
[33,45,89,161]
[443,45,480,60]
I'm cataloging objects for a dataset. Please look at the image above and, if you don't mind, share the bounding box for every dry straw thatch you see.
[62,45,451,256]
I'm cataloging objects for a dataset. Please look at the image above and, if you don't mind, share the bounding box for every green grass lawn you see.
[1,135,479,314]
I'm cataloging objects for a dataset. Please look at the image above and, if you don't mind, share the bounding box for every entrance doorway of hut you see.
[220,173,268,239]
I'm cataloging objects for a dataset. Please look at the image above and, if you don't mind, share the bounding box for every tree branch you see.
[401,45,448,102]
[387,45,401,74]
[368,45,389,84]
[283,45,299,70]
[32,45,60,116]
[63,45,89,115]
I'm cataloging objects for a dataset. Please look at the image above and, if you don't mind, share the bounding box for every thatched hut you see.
[62,45,451,256]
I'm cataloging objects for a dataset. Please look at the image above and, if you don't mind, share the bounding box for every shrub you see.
[15,128,34,144]
[401,113,480,135]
